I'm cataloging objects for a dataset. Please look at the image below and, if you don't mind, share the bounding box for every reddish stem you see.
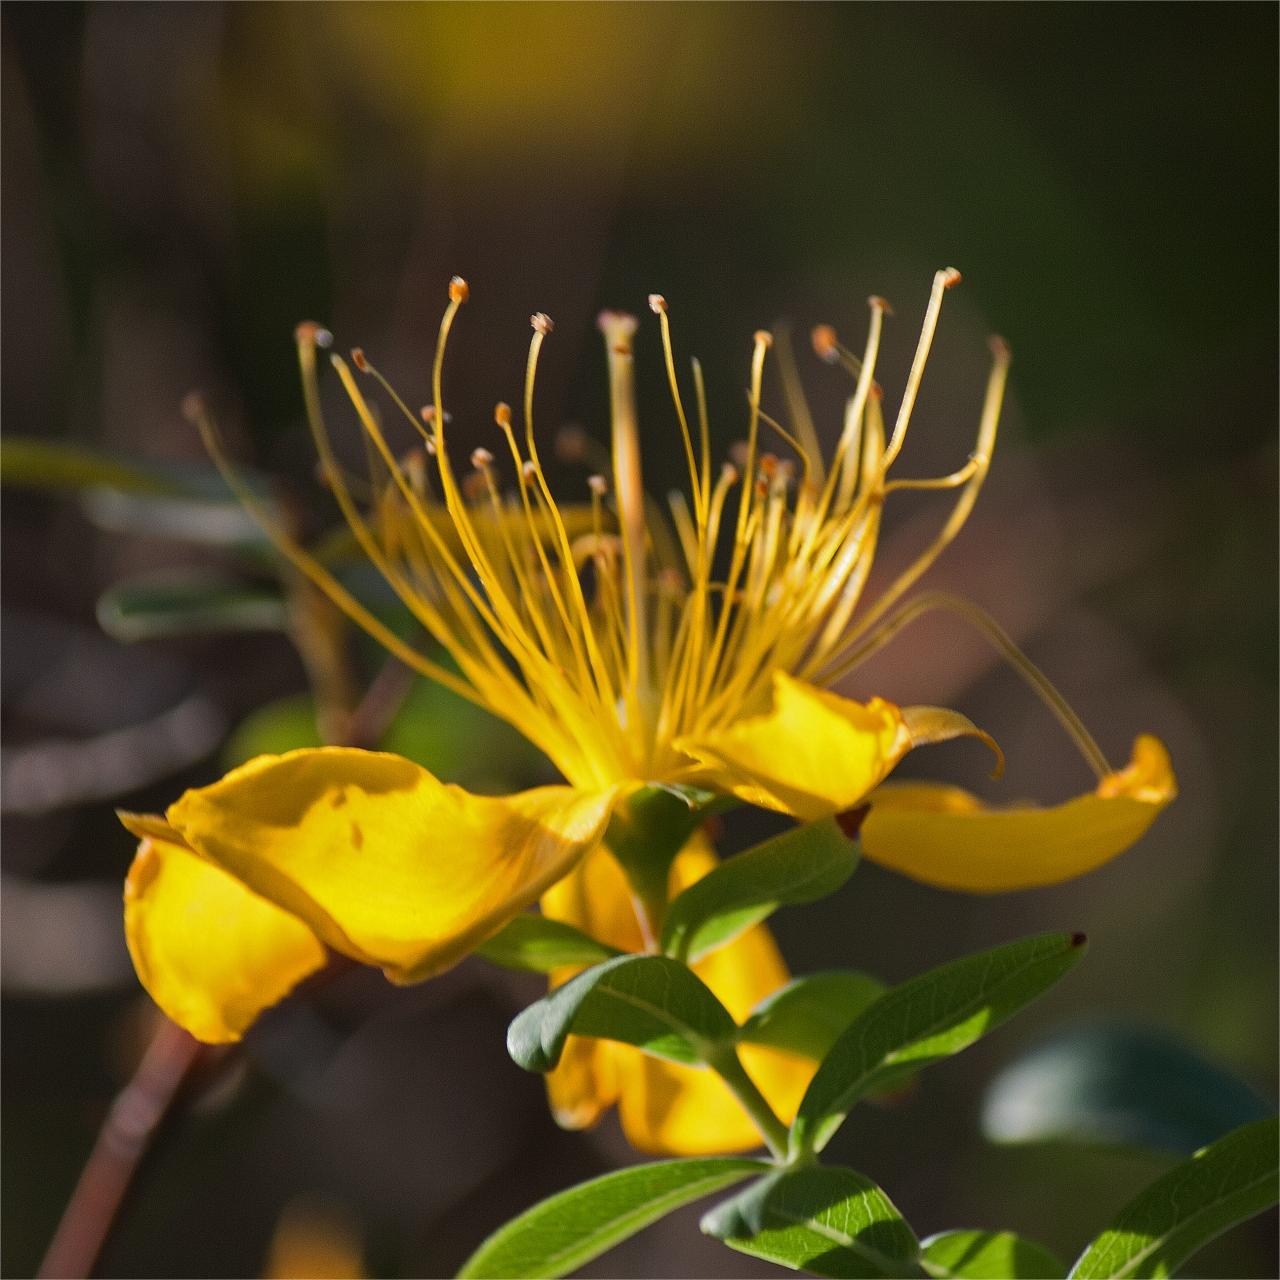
[38,1019,222,1279]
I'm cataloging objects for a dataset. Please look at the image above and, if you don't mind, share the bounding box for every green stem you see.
[707,1045,790,1161]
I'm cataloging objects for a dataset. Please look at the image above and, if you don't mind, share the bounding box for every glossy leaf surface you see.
[1068,1116,1279,1279]
[702,1164,919,1278]
[921,1230,1064,1278]
[738,971,886,1060]
[507,954,736,1071]
[476,914,621,973]
[458,1157,767,1278]
[661,818,859,963]
[792,933,1087,1157]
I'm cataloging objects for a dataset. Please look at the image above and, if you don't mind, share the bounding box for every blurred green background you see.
[3,4,1275,1277]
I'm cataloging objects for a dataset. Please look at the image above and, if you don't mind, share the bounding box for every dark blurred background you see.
[3,4,1276,1278]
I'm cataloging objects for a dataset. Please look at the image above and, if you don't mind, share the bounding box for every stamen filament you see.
[824,589,1112,781]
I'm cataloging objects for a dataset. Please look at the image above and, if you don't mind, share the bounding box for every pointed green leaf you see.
[476,915,622,973]
[458,1157,768,1278]
[0,437,239,498]
[97,574,289,642]
[507,954,737,1071]
[921,1230,1064,1278]
[661,817,859,963]
[1068,1116,1279,1278]
[792,932,1088,1158]
[981,1022,1273,1157]
[702,1164,919,1278]
[739,971,887,1060]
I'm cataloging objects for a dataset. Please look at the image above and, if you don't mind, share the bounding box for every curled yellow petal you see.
[674,673,910,821]
[165,748,616,983]
[901,704,1005,778]
[861,734,1176,892]
[124,834,327,1043]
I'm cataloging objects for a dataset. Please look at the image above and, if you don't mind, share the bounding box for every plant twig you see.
[706,1045,791,1162]
[38,642,414,1277]
[37,1019,223,1279]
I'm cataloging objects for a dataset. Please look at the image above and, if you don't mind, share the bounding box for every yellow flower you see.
[120,271,1174,1153]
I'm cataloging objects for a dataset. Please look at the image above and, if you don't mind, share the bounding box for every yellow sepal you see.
[674,673,911,821]
[124,834,327,1043]
[164,748,617,983]
[861,734,1177,892]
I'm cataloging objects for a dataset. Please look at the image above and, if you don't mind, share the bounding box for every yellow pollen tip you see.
[494,402,513,428]
[941,267,963,289]
[531,312,554,335]
[720,462,739,483]
[867,295,894,317]
[597,310,639,342]
[295,321,333,348]
[753,329,773,348]
[648,293,668,314]
[811,325,840,363]
[449,276,470,304]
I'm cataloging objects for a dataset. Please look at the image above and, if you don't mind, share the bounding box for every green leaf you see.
[0,439,278,548]
[661,817,859,963]
[458,1157,768,1279]
[79,486,268,548]
[507,954,737,1071]
[701,1164,920,1278]
[739,971,887,1060]
[1068,1116,1279,1279]
[97,574,289,642]
[792,932,1088,1158]
[0,437,235,498]
[981,1022,1273,1157]
[476,915,622,973]
[223,695,323,766]
[921,1230,1065,1278]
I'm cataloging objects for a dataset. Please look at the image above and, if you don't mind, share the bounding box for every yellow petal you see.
[615,1042,812,1156]
[124,834,327,1043]
[674,673,910,821]
[901,705,1005,777]
[263,1199,366,1280]
[545,1035,622,1130]
[861,734,1177,892]
[166,748,616,982]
